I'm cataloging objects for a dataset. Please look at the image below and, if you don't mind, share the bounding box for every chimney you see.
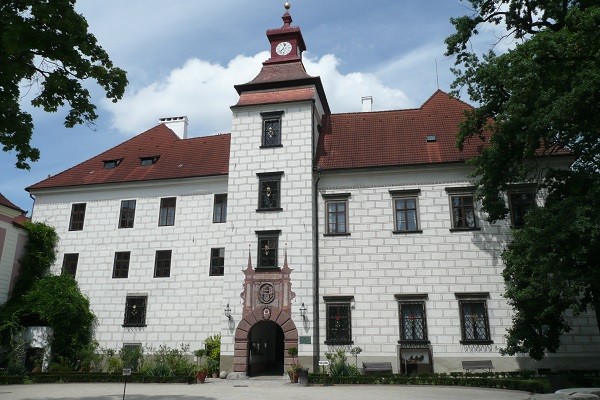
[159,116,189,139]
[361,96,373,112]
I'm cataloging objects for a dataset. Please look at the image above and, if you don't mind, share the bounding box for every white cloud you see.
[104,52,412,137]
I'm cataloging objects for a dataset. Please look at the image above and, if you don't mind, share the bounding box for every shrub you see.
[325,349,359,377]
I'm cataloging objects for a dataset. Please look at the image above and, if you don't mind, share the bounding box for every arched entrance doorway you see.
[247,320,284,376]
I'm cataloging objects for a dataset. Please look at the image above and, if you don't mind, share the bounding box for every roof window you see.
[103,159,122,169]
[140,156,159,166]
[426,135,437,143]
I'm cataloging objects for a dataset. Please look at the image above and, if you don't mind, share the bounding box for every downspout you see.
[311,100,322,372]
[29,193,36,218]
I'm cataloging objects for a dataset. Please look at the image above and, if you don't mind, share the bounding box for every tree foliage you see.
[0,0,127,169]
[446,1,600,359]
[11,221,58,297]
[22,275,96,370]
[0,222,95,370]
[501,171,600,360]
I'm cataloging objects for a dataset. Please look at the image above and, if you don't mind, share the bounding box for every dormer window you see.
[140,156,159,166]
[103,159,122,169]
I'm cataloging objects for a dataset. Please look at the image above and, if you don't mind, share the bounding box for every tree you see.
[22,275,96,370]
[445,1,600,359]
[0,0,127,169]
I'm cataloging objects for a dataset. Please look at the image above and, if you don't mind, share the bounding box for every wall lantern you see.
[299,302,307,321]
[224,303,232,321]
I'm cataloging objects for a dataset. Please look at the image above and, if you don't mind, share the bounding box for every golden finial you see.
[284,2,291,11]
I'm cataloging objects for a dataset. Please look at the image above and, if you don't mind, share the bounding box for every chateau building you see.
[26,8,597,375]
[0,193,29,305]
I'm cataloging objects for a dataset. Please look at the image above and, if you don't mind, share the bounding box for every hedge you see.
[307,373,551,393]
[0,372,195,385]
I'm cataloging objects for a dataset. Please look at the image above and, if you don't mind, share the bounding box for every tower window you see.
[260,111,284,148]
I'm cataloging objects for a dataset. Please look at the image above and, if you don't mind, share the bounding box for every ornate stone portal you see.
[233,250,299,373]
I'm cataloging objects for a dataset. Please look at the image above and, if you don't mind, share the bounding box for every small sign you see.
[122,368,132,376]
[318,360,330,366]
[299,336,311,344]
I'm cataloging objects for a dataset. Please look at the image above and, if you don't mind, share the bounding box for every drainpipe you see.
[29,193,36,218]
[311,100,322,372]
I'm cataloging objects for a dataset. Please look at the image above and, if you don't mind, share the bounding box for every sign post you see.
[122,368,131,400]
[318,360,329,374]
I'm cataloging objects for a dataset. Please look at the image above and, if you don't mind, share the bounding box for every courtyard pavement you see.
[0,376,533,400]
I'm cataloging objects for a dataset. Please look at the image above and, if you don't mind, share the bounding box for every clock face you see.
[275,41,292,56]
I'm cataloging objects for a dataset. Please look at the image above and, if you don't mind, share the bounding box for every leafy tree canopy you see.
[446,1,600,359]
[446,0,599,221]
[0,0,127,169]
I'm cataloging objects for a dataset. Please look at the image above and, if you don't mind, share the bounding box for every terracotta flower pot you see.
[196,371,207,383]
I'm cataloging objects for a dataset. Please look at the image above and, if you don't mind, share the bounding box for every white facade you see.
[0,202,28,304]
[27,10,599,375]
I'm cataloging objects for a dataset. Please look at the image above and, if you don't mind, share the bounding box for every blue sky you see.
[1,1,506,213]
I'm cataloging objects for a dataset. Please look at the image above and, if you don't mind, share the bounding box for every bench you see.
[461,360,494,372]
[362,362,393,374]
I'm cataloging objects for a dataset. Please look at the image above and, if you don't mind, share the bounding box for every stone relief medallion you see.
[262,307,271,320]
[258,283,275,304]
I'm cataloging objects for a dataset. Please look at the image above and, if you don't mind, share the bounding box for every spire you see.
[282,2,292,26]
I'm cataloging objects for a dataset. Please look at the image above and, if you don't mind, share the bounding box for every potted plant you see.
[286,346,301,383]
[206,357,220,378]
[194,360,209,384]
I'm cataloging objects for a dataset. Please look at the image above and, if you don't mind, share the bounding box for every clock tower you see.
[224,3,329,376]
[264,2,307,64]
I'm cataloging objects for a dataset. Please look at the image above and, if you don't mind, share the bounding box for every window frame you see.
[257,172,283,212]
[158,197,176,226]
[256,230,281,270]
[69,203,86,231]
[213,194,227,223]
[260,111,284,148]
[508,187,536,228]
[61,253,79,277]
[323,193,350,236]
[123,295,147,327]
[153,250,172,278]
[395,294,429,343]
[390,189,422,234]
[112,251,131,279]
[445,187,479,231]
[456,293,493,345]
[324,296,353,345]
[119,199,136,229]
[209,247,225,276]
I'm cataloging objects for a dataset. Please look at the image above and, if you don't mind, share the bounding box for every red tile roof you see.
[27,124,230,191]
[235,86,316,107]
[12,215,30,228]
[242,61,312,86]
[0,193,25,213]
[316,90,487,170]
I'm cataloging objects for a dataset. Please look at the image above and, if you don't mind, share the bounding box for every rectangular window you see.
[210,248,225,276]
[257,231,280,269]
[257,172,283,211]
[123,296,147,327]
[456,293,492,344]
[158,197,176,226]
[62,253,79,277]
[119,200,136,229]
[449,193,477,230]
[390,190,421,233]
[261,111,283,147]
[396,294,428,342]
[69,203,86,231]
[324,296,353,345]
[509,192,536,228]
[112,251,131,279]
[324,193,350,235]
[213,194,227,223]
[154,250,172,278]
